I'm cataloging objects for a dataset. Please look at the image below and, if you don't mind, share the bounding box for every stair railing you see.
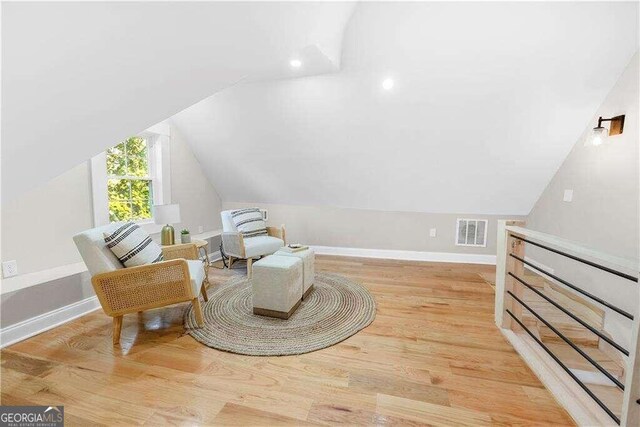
[495,220,639,426]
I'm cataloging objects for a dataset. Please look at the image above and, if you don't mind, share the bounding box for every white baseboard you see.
[0,295,101,348]
[310,245,496,265]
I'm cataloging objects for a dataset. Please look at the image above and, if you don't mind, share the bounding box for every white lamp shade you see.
[153,204,181,224]
[586,126,609,147]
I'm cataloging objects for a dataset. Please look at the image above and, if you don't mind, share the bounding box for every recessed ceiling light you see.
[290,59,302,68]
[382,78,394,90]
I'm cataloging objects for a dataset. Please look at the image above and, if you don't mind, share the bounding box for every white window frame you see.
[91,123,171,235]
[455,218,488,248]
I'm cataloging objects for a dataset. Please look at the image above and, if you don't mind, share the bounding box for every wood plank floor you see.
[1,256,575,426]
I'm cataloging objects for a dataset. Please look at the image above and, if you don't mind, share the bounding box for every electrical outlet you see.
[2,260,18,278]
[429,228,437,238]
[198,225,204,234]
[563,189,573,202]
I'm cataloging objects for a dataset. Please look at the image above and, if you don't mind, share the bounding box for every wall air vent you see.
[456,219,488,247]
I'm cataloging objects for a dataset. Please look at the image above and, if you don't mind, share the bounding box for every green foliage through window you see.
[107,137,154,222]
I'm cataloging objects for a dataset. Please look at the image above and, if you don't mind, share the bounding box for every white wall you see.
[224,201,524,258]
[2,163,94,274]
[170,126,223,236]
[527,54,639,349]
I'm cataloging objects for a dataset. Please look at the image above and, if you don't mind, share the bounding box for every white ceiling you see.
[1,1,355,203]
[171,2,638,215]
[3,2,638,215]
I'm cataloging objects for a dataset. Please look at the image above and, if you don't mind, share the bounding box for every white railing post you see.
[495,220,526,330]
[495,220,509,328]
[620,280,640,426]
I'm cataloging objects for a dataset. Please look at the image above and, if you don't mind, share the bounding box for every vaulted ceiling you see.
[3,2,638,215]
[171,2,638,215]
[1,1,356,203]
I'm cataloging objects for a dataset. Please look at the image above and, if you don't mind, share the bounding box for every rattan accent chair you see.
[73,223,207,345]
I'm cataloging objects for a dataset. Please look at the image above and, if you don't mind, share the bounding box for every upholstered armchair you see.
[73,223,207,345]
[220,210,286,277]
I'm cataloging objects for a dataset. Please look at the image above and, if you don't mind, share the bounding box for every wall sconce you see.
[586,115,625,146]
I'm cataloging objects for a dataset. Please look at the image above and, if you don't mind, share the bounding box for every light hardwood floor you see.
[1,256,575,426]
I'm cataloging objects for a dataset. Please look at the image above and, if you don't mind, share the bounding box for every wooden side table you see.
[164,239,211,286]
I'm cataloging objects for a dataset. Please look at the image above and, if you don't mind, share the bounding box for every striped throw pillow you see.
[103,222,164,268]
[231,208,267,239]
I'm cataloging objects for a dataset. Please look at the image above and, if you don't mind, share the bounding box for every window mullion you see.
[107,175,151,181]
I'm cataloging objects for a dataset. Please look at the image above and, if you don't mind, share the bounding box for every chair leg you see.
[228,256,234,268]
[192,298,204,327]
[113,316,123,345]
[200,282,209,302]
[247,258,253,278]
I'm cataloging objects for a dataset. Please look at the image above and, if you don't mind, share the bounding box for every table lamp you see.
[154,204,181,245]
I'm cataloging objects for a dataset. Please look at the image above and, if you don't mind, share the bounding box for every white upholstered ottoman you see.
[252,255,303,319]
[274,248,315,300]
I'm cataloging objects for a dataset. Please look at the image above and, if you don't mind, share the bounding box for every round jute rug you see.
[184,272,376,356]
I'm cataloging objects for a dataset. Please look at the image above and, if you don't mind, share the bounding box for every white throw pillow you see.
[103,222,164,268]
[231,208,267,239]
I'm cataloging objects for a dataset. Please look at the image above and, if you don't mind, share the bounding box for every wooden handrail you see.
[505,225,638,275]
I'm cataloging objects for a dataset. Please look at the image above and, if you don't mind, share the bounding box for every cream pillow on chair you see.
[231,208,268,238]
[103,222,164,267]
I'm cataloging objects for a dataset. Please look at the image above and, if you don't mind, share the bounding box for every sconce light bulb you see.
[586,126,609,147]
[382,78,394,90]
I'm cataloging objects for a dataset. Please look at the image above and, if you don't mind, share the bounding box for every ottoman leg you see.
[303,284,314,300]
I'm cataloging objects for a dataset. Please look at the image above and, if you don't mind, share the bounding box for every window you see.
[91,123,171,231]
[456,219,488,247]
[106,137,154,222]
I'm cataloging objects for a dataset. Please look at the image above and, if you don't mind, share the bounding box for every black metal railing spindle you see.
[506,309,621,425]
[508,272,629,356]
[502,232,640,425]
[507,289,625,390]
[509,253,634,321]
[511,235,638,283]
